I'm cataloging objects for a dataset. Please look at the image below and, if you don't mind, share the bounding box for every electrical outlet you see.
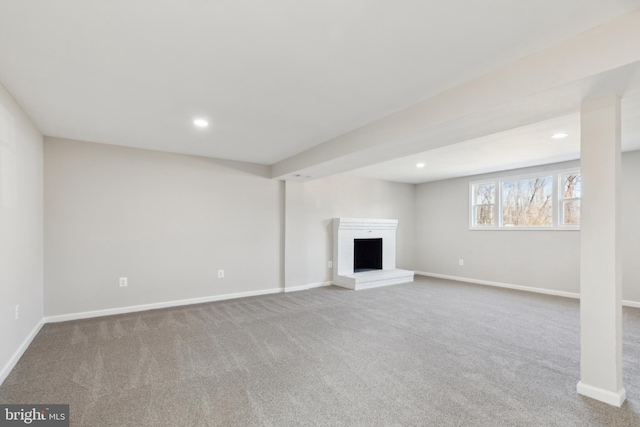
[119,277,128,287]
[218,270,224,278]
[459,259,464,266]
[15,304,19,320]
[328,261,333,269]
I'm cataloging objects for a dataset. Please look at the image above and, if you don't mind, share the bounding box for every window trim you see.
[469,168,580,231]
[558,171,581,230]
[469,179,496,228]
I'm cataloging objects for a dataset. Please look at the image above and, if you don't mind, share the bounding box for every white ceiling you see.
[1,0,640,167]
[350,94,640,184]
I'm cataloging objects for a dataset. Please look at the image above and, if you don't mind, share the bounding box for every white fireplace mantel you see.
[332,218,414,290]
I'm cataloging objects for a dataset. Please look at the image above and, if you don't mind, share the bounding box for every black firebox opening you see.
[353,238,383,273]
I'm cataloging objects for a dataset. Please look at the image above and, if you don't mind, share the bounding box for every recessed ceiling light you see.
[551,132,569,139]
[416,163,426,168]
[193,118,209,128]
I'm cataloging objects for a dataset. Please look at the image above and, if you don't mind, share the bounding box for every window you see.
[471,182,495,226]
[502,176,552,227]
[560,173,581,226]
[470,170,580,230]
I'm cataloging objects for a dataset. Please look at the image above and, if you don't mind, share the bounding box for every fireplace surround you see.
[332,218,414,290]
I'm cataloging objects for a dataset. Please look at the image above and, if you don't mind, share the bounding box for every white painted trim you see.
[415,271,640,308]
[334,218,398,230]
[284,284,311,293]
[44,288,283,323]
[308,281,332,289]
[622,300,640,309]
[415,271,580,299]
[469,168,582,231]
[577,382,626,407]
[0,319,45,386]
[284,281,332,293]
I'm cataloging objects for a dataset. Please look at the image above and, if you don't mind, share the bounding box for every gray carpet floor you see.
[1,277,640,426]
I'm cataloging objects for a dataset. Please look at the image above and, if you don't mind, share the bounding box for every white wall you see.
[44,138,283,316]
[0,83,44,380]
[284,181,309,289]
[621,150,640,303]
[300,174,415,286]
[415,153,640,302]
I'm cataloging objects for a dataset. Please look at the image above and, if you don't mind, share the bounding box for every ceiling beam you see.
[271,9,640,181]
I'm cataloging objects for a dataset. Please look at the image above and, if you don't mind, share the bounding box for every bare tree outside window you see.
[561,173,581,225]
[470,170,580,229]
[502,177,552,226]
[472,183,495,226]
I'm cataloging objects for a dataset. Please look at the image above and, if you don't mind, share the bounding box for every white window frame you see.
[558,171,581,229]
[469,168,580,231]
[469,179,497,227]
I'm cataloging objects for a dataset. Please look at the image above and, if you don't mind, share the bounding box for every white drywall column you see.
[284,181,308,291]
[577,94,625,407]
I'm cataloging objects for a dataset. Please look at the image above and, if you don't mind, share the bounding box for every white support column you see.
[577,94,625,407]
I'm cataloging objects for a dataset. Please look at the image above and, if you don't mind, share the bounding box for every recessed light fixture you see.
[551,132,569,139]
[193,118,209,128]
[416,162,426,168]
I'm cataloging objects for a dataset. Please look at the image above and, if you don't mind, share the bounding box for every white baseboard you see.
[284,285,308,293]
[415,271,640,308]
[44,287,283,323]
[622,300,640,308]
[415,271,580,299]
[284,281,332,293]
[308,281,332,289]
[0,319,45,386]
[577,381,626,407]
